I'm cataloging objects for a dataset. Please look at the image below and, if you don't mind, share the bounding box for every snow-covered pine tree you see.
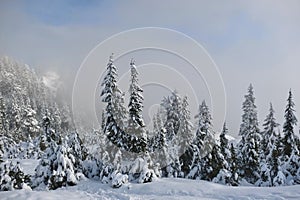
[161,91,182,141]
[160,91,184,177]
[100,54,128,150]
[22,104,40,140]
[229,143,239,186]
[0,161,30,191]
[178,96,194,177]
[281,89,300,184]
[258,103,280,186]
[178,96,194,153]
[48,145,78,190]
[202,144,228,182]
[220,122,230,161]
[10,98,22,141]
[101,53,120,128]
[262,103,280,158]
[237,84,261,184]
[270,133,284,186]
[197,123,231,184]
[32,139,57,189]
[187,100,216,180]
[194,100,215,158]
[51,103,62,134]
[33,136,81,190]
[282,90,298,157]
[0,93,8,135]
[127,59,145,139]
[65,132,88,173]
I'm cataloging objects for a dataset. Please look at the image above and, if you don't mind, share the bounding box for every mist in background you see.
[0,0,299,135]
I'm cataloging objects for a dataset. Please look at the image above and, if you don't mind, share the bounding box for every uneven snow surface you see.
[2,160,300,200]
[2,178,300,200]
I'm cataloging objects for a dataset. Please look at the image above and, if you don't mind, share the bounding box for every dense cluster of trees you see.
[99,54,300,187]
[0,55,300,191]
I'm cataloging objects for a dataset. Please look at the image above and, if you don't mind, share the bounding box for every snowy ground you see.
[2,160,300,200]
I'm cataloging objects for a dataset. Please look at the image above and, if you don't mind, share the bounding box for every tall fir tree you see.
[161,91,182,141]
[282,90,298,158]
[237,84,261,184]
[194,100,215,158]
[261,103,280,158]
[220,122,230,161]
[127,59,145,139]
[178,96,194,152]
[229,143,239,186]
[186,100,215,179]
[258,103,280,186]
[281,89,300,184]
[101,54,126,130]
[100,54,127,164]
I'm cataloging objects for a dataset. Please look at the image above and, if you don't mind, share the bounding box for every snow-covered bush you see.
[212,169,231,185]
[111,171,128,188]
[0,161,31,191]
[82,155,105,180]
[32,138,82,190]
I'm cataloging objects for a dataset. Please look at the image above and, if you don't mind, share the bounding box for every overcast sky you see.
[0,0,299,135]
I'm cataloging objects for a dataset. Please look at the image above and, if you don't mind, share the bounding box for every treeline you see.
[100,54,300,187]
[0,57,74,142]
[0,55,299,191]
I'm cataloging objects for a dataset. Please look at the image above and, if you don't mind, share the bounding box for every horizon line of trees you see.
[100,54,300,187]
[0,55,299,191]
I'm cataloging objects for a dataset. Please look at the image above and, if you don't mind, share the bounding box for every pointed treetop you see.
[269,102,273,111]
[109,53,114,63]
[247,83,254,96]
[130,58,135,66]
[222,122,228,134]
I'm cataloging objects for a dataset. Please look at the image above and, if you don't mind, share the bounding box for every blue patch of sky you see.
[22,0,116,26]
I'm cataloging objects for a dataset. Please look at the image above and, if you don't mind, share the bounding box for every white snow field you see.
[2,178,300,200]
[1,160,300,200]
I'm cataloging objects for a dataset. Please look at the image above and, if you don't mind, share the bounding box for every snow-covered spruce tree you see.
[48,145,79,190]
[199,144,224,182]
[178,96,194,153]
[194,100,215,156]
[21,104,40,140]
[160,91,183,177]
[32,136,81,190]
[0,93,8,135]
[257,103,280,186]
[271,133,285,186]
[177,96,194,176]
[100,54,131,155]
[282,90,298,157]
[100,54,126,174]
[127,59,145,138]
[281,90,300,184]
[0,161,31,191]
[261,103,280,158]
[229,143,239,186]
[212,122,234,185]
[101,53,120,127]
[65,132,88,173]
[237,84,261,184]
[195,123,230,184]
[51,103,62,134]
[32,139,57,189]
[187,100,216,179]
[220,122,230,161]
[10,98,22,141]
